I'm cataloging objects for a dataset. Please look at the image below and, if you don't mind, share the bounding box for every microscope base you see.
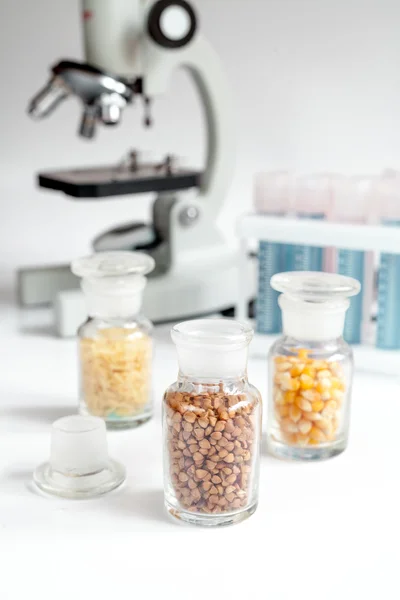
[55,251,256,337]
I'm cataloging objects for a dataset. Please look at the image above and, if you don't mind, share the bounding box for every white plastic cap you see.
[50,416,108,475]
[171,319,253,378]
[331,175,373,223]
[295,173,334,216]
[71,251,155,319]
[370,176,400,222]
[254,171,295,214]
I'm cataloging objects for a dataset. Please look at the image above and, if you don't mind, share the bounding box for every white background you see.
[1,2,400,597]
[2,0,400,291]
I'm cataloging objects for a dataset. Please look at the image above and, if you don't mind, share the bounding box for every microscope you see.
[19,0,252,336]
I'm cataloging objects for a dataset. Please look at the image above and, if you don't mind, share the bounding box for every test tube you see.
[254,172,294,334]
[375,177,400,350]
[285,174,332,272]
[331,176,373,344]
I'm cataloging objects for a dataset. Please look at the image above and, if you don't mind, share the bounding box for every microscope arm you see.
[143,33,236,223]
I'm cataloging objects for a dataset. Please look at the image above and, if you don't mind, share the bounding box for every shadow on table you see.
[0,403,74,427]
[0,468,33,494]
[107,488,172,526]
[19,322,56,337]
[260,435,294,467]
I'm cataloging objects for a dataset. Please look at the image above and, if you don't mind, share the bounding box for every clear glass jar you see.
[267,272,361,461]
[163,319,262,527]
[71,251,155,429]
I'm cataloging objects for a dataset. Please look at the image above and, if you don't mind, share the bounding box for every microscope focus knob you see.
[148,0,197,49]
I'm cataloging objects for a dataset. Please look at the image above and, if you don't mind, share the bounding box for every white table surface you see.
[0,304,399,599]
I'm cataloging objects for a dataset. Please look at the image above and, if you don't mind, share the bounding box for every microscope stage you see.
[38,164,202,198]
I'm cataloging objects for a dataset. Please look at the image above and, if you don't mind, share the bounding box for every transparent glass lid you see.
[171,318,254,351]
[271,271,361,302]
[71,251,155,279]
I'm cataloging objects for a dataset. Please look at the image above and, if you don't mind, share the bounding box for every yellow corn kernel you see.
[329,361,340,370]
[308,438,320,446]
[287,378,300,391]
[331,377,345,390]
[303,411,322,422]
[294,396,312,412]
[298,419,312,435]
[284,391,296,405]
[278,405,290,418]
[297,349,310,360]
[276,361,293,372]
[299,374,314,390]
[322,400,338,416]
[301,366,316,378]
[281,418,299,434]
[274,389,285,406]
[274,371,289,385]
[317,369,331,379]
[311,400,324,413]
[316,418,333,436]
[274,355,288,364]
[310,426,326,442]
[312,360,329,370]
[296,434,310,446]
[290,363,305,377]
[276,372,300,391]
[329,361,344,377]
[316,378,332,393]
[301,389,321,402]
[282,433,297,446]
[331,389,345,403]
[321,390,331,401]
[289,404,302,423]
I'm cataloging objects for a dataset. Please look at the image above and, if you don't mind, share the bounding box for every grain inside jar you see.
[165,388,260,515]
[80,327,152,419]
[271,349,347,448]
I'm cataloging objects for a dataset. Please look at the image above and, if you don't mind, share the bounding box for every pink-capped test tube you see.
[330,176,374,344]
[285,173,334,273]
[254,171,294,334]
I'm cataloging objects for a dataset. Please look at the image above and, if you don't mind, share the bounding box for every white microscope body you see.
[20,0,252,336]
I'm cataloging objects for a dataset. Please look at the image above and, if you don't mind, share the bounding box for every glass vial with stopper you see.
[71,251,154,429]
[163,319,262,527]
[267,272,361,461]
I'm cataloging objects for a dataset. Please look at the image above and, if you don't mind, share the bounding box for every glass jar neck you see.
[86,314,142,327]
[174,346,249,380]
[279,296,348,342]
[280,334,345,351]
[177,371,248,391]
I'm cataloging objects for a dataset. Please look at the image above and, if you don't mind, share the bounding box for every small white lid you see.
[50,415,108,475]
[71,251,155,318]
[271,271,361,302]
[33,415,126,499]
[171,319,253,378]
[71,251,155,279]
[271,272,361,341]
